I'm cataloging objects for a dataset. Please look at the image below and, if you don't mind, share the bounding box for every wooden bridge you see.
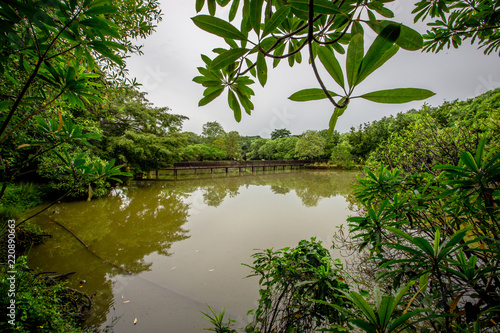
[137,160,327,180]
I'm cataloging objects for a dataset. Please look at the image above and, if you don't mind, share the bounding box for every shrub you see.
[0,257,91,333]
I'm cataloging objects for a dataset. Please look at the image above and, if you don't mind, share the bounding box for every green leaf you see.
[358,88,435,104]
[346,34,363,89]
[349,292,378,324]
[256,52,267,86]
[89,41,123,65]
[262,5,291,37]
[208,0,216,15]
[229,0,240,21]
[234,86,254,115]
[211,48,248,70]
[413,237,434,257]
[228,89,242,122]
[317,46,344,89]
[367,2,394,18]
[459,152,478,172]
[356,24,400,85]
[368,21,423,51]
[288,88,339,102]
[250,0,264,36]
[329,99,347,135]
[350,319,377,333]
[83,5,117,15]
[192,15,247,41]
[196,0,205,12]
[289,0,342,15]
[379,296,395,328]
[433,229,441,257]
[388,309,429,332]
[385,227,414,243]
[199,86,225,106]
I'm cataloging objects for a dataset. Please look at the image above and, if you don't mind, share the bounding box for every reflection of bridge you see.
[138,160,328,180]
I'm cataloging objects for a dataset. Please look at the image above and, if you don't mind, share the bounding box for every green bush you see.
[0,183,44,220]
[0,257,90,333]
[243,238,350,333]
[37,146,111,199]
[330,140,355,169]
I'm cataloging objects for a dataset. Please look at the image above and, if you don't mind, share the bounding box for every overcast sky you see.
[126,1,500,137]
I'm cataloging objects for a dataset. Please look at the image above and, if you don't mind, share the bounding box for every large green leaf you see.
[199,86,225,106]
[228,89,242,122]
[234,86,254,115]
[250,0,264,36]
[262,5,291,37]
[211,48,248,70]
[196,0,205,12]
[346,33,363,89]
[257,52,267,86]
[368,21,423,51]
[207,0,216,15]
[317,46,344,89]
[358,88,435,104]
[378,296,395,328]
[289,88,339,102]
[349,292,378,324]
[228,0,240,21]
[192,15,247,41]
[356,24,400,85]
[328,101,347,135]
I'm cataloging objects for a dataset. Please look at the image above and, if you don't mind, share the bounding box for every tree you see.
[192,0,436,133]
[319,129,340,158]
[250,138,268,160]
[295,130,325,160]
[271,128,291,140]
[415,0,500,55]
[258,139,278,159]
[275,137,299,160]
[99,88,188,137]
[202,121,226,144]
[330,138,355,169]
[107,131,186,172]
[214,130,241,159]
[183,131,203,145]
[0,0,162,201]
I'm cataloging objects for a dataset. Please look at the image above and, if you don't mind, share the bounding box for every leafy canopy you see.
[192,0,436,133]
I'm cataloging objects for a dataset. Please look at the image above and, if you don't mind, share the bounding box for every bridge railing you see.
[172,160,328,169]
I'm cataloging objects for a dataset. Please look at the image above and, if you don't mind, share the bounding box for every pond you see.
[28,169,358,332]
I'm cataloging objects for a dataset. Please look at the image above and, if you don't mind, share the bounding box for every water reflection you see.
[28,169,358,332]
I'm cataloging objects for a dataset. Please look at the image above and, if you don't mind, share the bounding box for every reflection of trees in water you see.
[270,185,291,195]
[202,182,240,207]
[29,170,357,329]
[31,185,192,327]
[167,170,357,208]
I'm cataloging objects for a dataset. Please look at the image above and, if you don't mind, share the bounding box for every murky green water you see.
[28,169,358,332]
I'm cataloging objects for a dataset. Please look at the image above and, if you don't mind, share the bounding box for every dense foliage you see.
[244,238,351,333]
[0,257,92,333]
[202,91,500,332]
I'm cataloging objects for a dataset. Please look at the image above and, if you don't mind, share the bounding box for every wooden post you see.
[174,169,177,180]
[225,167,229,176]
[156,170,159,180]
